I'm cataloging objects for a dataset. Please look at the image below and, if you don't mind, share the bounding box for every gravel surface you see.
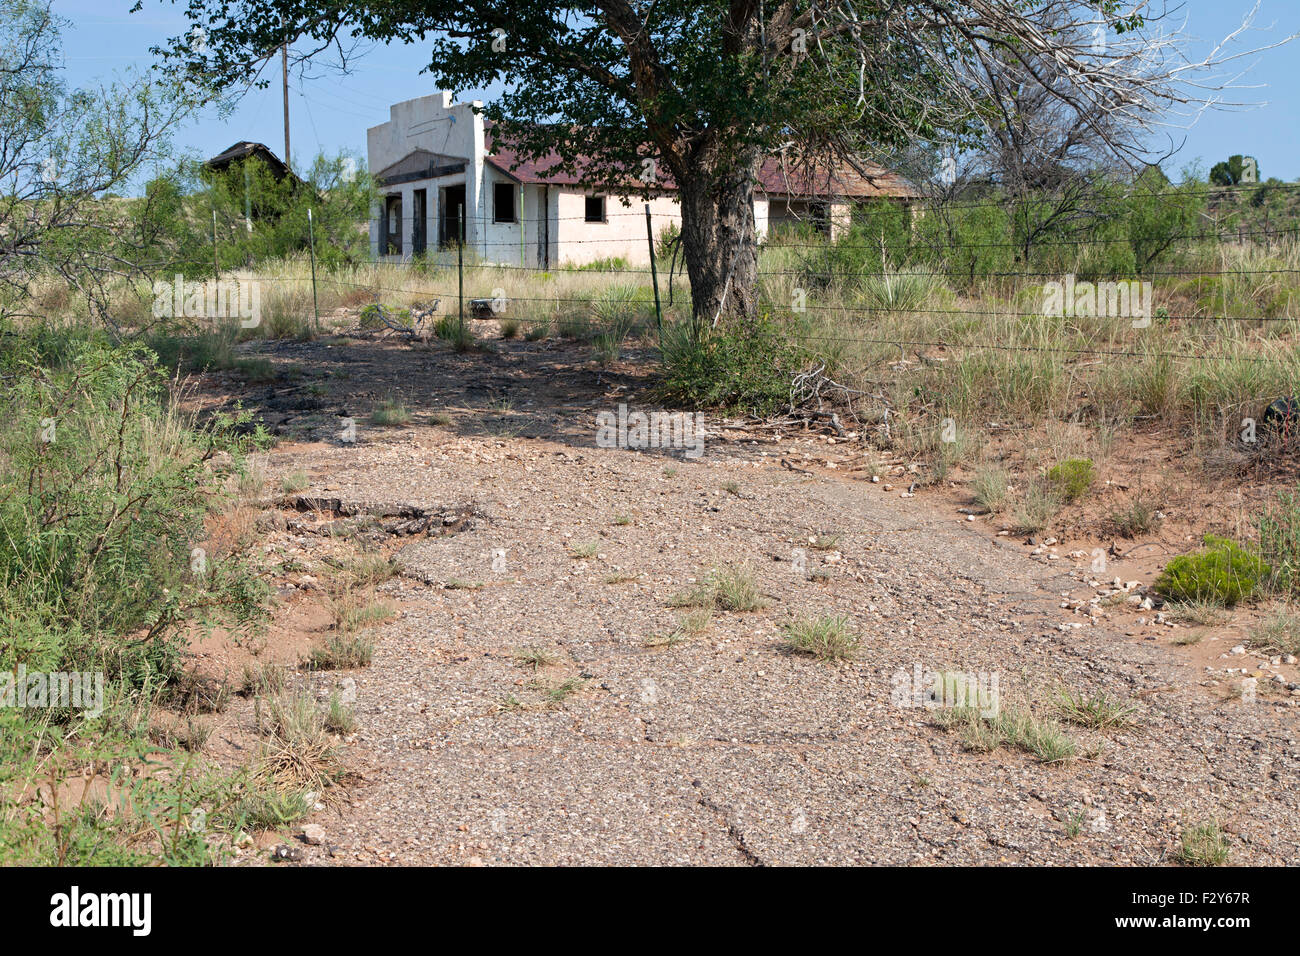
[230,336,1299,865]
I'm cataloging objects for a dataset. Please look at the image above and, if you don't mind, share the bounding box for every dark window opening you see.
[493,182,517,224]
[585,195,606,223]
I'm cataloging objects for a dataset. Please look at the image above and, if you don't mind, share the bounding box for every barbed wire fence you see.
[126,179,1300,461]
[191,182,1300,375]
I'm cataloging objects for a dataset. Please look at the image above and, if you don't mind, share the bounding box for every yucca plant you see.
[859,265,944,314]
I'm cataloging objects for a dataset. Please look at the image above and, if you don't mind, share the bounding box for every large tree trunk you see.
[677,146,763,330]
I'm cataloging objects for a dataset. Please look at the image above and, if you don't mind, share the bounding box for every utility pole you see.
[281,20,290,170]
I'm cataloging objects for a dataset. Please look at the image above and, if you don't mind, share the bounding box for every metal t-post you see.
[458,202,465,337]
[308,208,320,334]
[645,203,663,345]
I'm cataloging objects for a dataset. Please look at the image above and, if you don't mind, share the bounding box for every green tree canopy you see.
[152,1,1274,323]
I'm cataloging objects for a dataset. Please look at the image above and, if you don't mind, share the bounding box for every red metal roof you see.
[484,130,597,188]
[756,154,916,200]
[483,128,915,199]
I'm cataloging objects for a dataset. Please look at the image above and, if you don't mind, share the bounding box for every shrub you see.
[1250,607,1300,655]
[1011,482,1061,534]
[1176,822,1230,866]
[0,339,268,665]
[1047,458,1095,502]
[254,693,347,794]
[1255,488,1300,594]
[307,634,374,670]
[1054,689,1137,730]
[0,336,270,865]
[324,691,357,735]
[144,325,238,374]
[1155,535,1269,606]
[782,615,860,660]
[971,464,1010,514]
[370,398,411,426]
[859,265,945,313]
[359,303,408,330]
[194,153,373,270]
[789,209,912,290]
[667,564,767,612]
[933,706,1077,764]
[434,315,475,350]
[1109,498,1160,537]
[555,310,592,340]
[657,315,804,415]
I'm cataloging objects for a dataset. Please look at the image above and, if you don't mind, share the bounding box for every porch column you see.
[400,186,415,260]
[369,199,381,259]
[434,183,444,256]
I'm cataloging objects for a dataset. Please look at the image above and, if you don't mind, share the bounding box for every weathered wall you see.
[368,91,484,260]
[551,191,682,267]
[370,91,783,266]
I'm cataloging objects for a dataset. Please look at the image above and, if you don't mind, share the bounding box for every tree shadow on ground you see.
[192,327,697,462]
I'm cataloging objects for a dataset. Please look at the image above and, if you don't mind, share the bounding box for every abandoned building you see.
[367,91,916,267]
[205,141,297,181]
[203,142,306,229]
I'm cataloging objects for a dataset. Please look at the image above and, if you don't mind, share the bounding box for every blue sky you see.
[53,0,1300,187]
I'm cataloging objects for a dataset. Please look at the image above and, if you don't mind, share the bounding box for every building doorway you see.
[382,194,402,255]
[439,184,466,247]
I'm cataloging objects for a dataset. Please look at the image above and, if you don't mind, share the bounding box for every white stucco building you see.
[368,91,915,268]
